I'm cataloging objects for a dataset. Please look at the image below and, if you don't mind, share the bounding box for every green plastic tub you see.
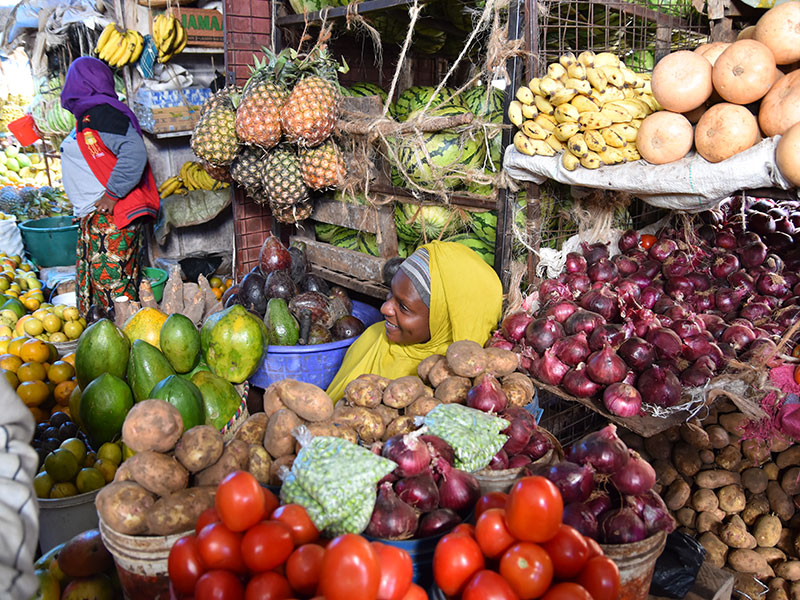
[18,216,79,268]
[143,267,168,302]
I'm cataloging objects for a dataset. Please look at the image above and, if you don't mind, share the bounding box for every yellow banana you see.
[95,23,116,55]
[634,94,659,114]
[564,78,592,95]
[567,133,589,158]
[554,103,580,124]
[561,150,580,171]
[514,131,544,156]
[580,150,603,169]
[559,52,577,68]
[550,88,578,107]
[521,119,549,140]
[594,52,620,68]
[173,22,187,55]
[577,51,595,68]
[590,87,625,105]
[179,161,191,183]
[600,66,625,88]
[100,27,123,62]
[153,15,166,49]
[115,31,137,68]
[158,175,180,194]
[610,123,638,143]
[586,67,608,92]
[615,99,649,119]
[584,129,607,153]
[639,80,652,95]
[534,95,555,116]
[538,76,564,98]
[553,121,581,142]
[107,32,131,67]
[621,143,641,161]
[599,104,633,124]
[520,102,538,120]
[515,86,534,105]
[159,177,182,198]
[620,67,638,88]
[528,78,542,96]
[534,114,557,132]
[578,111,613,130]
[547,63,568,82]
[631,118,643,128]
[130,32,145,63]
[623,87,638,99]
[545,134,563,152]
[570,95,600,113]
[601,126,626,148]
[567,63,587,81]
[508,101,525,127]
[597,147,625,165]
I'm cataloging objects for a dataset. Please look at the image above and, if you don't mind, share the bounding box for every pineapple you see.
[298,140,346,190]
[270,199,313,224]
[235,51,293,150]
[202,162,233,183]
[191,88,241,167]
[261,147,309,207]
[230,146,266,198]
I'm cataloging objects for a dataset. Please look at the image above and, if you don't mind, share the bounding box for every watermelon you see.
[394,204,422,244]
[392,86,466,122]
[398,239,416,258]
[348,82,389,103]
[315,222,339,242]
[464,86,505,117]
[400,203,471,241]
[444,233,495,266]
[444,0,478,31]
[470,211,497,245]
[330,226,360,250]
[411,25,447,55]
[357,232,379,256]
[367,10,409,45]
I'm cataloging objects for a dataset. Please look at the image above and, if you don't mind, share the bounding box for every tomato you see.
[215,471,266,532]
[541,582,593,600]
[505,476,563,543]
[475,508,516,560]
[640,234,657,250]
[451,523,476,537]
[262,487,280,518]
[433,532,485,597]
[285,543,325,597]
[400,583,428,600]
[541,524,589,579]
[584,536,603,559]
[194,570,244,600]
[475,492,508,518]
[271,504,320,545]
[169,535,206,595]
[240,521,294,573]
[244,571,292,600]
[318,534,381,600]
[197,522,245,573]
[462,570,519,600]
[499,542,553,600]
[371,542,413,600]
[576,556,620,600]
[196,508,222,536]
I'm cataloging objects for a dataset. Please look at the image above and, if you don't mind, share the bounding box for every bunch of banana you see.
[508,51,663,171]
[159,161,230,198]
[158,176,186,199]
[95,24,145,68]
[153,14,187,63]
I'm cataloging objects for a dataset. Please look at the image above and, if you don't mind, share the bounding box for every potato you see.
[434,376,471,404]
[263,383,285,417]
[336,426,358,445]
[715,445,742,471]
[618,430,644,451]
[96,481,155,535]
[405,397,440,417]
[175,425,224,473]
[777,528,794,555]
[699,449,715,464]
[695,469,741,489]
[269,454,295,486]
[754,514,783,548]
[248,445,271,484]
[501,373,534,407]
[644,433,672,461]
[654,460,679,487]
[113,461,134,483]
[673,442,702,477]
[298,423,358,447]
[276,380,334,422]
[728,549,774,578]
[741,467,770,496]
[718,484,746,514]
[121,399,183,453]
[194,439,249,487]
[784,562,800,582]
[742,438,771,467]
[145,486,217,535]
[234,413,268,446]
[127,451,188,497]
[384,416,418,440]
[418,354,445,384]
[767,580,790,600]
[771,434,793,454]
[344,375,386,409]
[716,398,739,413]
[769,481,796,522]
[705,407,720,425]
[705,424,730,449]
[665,478,691,511]
[676,507,696,528]
[742,493,770,526]
[446,340,488,377]
[383,376,426,409]
[696,511,723,534]
[484,347,519,377]
[692,488,720,513]
[735,574,770,599]
[776,446,800,470]
[664,426,680,442]
[719,412,750,437]
[765,462,780,481]
[783,467,800,496]
[428,357,457,388]
[720,514,757,549]
[699,532,729,568]
[333,406,385,444]
[264,409,304,458]
[757,547,787,566]
[373,404,400,427]
[680,420,710,449]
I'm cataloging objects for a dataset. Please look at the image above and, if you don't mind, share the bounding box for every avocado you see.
[264,270,297,302]
[265,297,300,346]
[239,271,267,317]
[308,323,333,345]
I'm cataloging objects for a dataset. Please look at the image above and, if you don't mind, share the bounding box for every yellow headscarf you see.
[326,240,503,401]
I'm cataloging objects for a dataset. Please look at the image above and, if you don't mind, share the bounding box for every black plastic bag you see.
[649,531,706,599]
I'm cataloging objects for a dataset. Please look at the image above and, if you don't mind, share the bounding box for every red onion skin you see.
[662,251,691,278]
[587,258,619,284]
[756,272,790,298]
[664,276,694,301]
[711,253,740,279]
[691,291,716,313]
[435,459,480,516]
[486,332,515,350]
[562,365,603,398]
[687,272,712,292]
[739,302,772,321]
[586,493,614,519]
[637,365,682,407]
[382,434,432,478]
[585,344,627,385]
[545,300,579,323]
[599,508,648,544]
[603,383,643,417]
[698,313,726,339]
[581,242,609,265]
[616,279,642,302]
[589,324,627,352]
[566,252,588,273]
[416,509,461,539]
[395,471,440,512]
[639,287,661,310]
[501,417,533,456]
[532,460,594,503]
[671,318,703,339]
[553,333,591,367]
[422,435,456,466]
[525,317,565,355]
[720,324,755,352]
[564,310,606,336]
[630,309,661,339]
[682,336,724,367]
[611,451,657,496]
[524,431,553,460]
[619,230,639,252]
[366,482,419,540]
[535,347,570,386]
[680,362,713,387]
[629,490,676,535]
[716,230,737,249]
[466,373,508,413]
[501,312,534,342]
[664,304,690,322]
[563,503,599,539]
[488,449,510,471]
[614,255,639,276]
[580,287,620,322]
[568,424,630,474]
[623,370,638,386]
[502,406,537,430]
[508,455,533,468]
[638,260,662,279]
[645,327,683,360]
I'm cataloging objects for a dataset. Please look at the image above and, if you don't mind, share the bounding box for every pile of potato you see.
[620,399,800,600]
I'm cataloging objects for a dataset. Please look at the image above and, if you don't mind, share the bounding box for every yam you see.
[264,409,303,458]
[276,379,334,422]
[676,507,697,528]
[719,412,750,437]
[742,493,770,526]
[654,460,680,487]
[247,445,272,484]
[680,420,711,449]
[383,376,426,409]
[765,462,781,481]
[692,488,720,513]
[434,376,471,404]
[696,511,723,534]
[718,484,746,514]
[782,467,800,496]
[233,413,268,446]
[742,467,770,494]
[194,439,249,487]
[501,373,534,407]
[699,532,729,568]
[446,340,488,377]
[96,481,155,535]
[384,416,418,440]
[121,399,183,453]
[269,454,295,486]
[769,480,796,521]
[665,478,691,511]
[344,375,386,409]
[742,438,771,467]
[174,425,224,473]
[695,469,740,489]
[418,354,445,384]
[145,486,217,535]
[645,433,672,461]
[720,514,757,549]
[405,397,440,418]
[333,406,385,444]
[428,358,457,388]
[699,449,715,464]
[263,383,285,418]
[484,347,520,377]
[778,446,800,471]
[715,444,742,471]
[754,514,783,548]
[757,547,787,566]
[705,424,730,449]
[127,451,189,497]
[373,404,400,427]
[728,549,774,578]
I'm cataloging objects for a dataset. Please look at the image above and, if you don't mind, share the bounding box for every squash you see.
[683,104,709,124]
[694,103,760,163]
[737,25,756,40]
[636,111,695,165]
[754,1,800,65]
[651,51,713,113]
[694,42,731,67]
[776,122,800,186]
[759,70,800,136]
[712,40,776,105]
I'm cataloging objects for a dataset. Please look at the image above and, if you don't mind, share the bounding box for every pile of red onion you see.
[365,432,480,540]
[489,196,800,417]
[486,406,554,471]
[529,424,675,544]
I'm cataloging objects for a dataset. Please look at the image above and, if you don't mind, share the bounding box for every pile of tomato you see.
[168,470,427,600]
[433,475,621,600]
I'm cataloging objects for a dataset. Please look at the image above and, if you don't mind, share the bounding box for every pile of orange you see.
[209,276,234,300]
[0,336,77,423]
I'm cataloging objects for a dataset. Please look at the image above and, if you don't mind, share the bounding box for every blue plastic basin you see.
[249,300,383,389]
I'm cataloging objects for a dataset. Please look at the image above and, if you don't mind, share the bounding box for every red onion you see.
[488,449,510,471]
[617,336,655,372]
[534,348,570,386]
[716,287,747,313]
[616,279,642,302]
[568,424,630,474]
[645,327,682,360]
[382,433,431,478]
[581,242,609,264]
[503,406,537,428]
[525,317,565,354]
[664,276,694,300]
[716,230,737,249]
[422,435,455,466]
[611,451,656,495]
[711,253,740,279]
[664,304,690,322]
[566,252,588,273]
[682,336,723,367]
[500,312,533,342]
[662,251,691,278]
[508,455,533,468]
[566,273,591,295]
[653,296,675,315]
[580,287,619,322]
[637,365,681,407]
[728,270,755,294]
[562,364,603,398]
[697,224,717,244]
[586,492,615,519]
[613,255,638,276]
[501,416,534,456]
[587,258,619,283]
[739,302,772,321]
[748,211,776,236]
[435,458,480,516]
[553,333,591,367]
[638,259,662,279]
[545,300,579,323]
[671,318,703,339]
[697,314,726,338]
[524,430,553,460]
[628,490,676,535]
[366,482,419,540]
[623,370,638,386]
[563,503,599,539]
[564,310,605,336]
[764,253,785,273]
[618,230,639,252]
[687,272,712,292]
[680,361,713,387]
[639,286,661,309]
[627,271,653,289]
[776,306,800,328]
[756,272,790,297]
[589,324,627,352]
[532,460,594,503]
[600,508,648,544]
[539,280,570,302]
[486,333,515,350]
[603,383,643,417]
[416,508,460,538]
[648,238,677,262]
[691,291,716,312]
[585,344,627,385]
[395,471,439,512]
[740,241,768,268]
[720,324,755,351]
[466,373,508,413]
[630,309,661,338]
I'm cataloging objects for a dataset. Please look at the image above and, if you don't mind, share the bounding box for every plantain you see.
[600,126,626,148]
[620,66,639,88]
[597,147,625,165]
[514,131,556,156]
[561,150,581,171]
[538,76,564,98]
[515,86,534,105]
[578,111,613,130]
[553,121,581,142]
[579,150,602,169]
[533,95,555,116]
[600,66,626,88]
[550,88,578,107]
[570,95,600,113]
[528,78,542,96]
[590,87,625,105]
[553,103,580,124]
[508,101,525,127]
[584,129,607,153]
[567,133,589,158]
[521,119,549,140]
[615,99,649,119]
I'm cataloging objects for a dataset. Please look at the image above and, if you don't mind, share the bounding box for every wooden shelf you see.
[145,130,193,139]
[180,47,224,54]
[276,0,433,26]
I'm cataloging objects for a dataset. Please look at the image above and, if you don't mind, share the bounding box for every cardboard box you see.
[133,102,203,134]
[169,7,224,47]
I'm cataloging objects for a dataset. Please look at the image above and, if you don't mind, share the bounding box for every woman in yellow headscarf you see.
[326,240,504,401]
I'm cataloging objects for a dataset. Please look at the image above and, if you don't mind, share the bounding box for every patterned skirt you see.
[77,212,143,315]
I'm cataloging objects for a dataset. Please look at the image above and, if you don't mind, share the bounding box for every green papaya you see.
[202,304,267,383]
[178,358,212,382]
[127,339,176,403]
[160,313,201,373]
[191,370,243,431]
[150,375,205,432]
[265,297,300,346]
[1,297,27,319]
[75,319,130,389]
[79,373,134,447]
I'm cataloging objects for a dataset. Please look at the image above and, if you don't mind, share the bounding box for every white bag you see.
[0,217,25,257]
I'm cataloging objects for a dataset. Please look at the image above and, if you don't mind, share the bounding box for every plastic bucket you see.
[364,530,448,589]
[19,216,79,268]
[143,267,168,302]
[8,114,41,146]
[249,300,383,389]
[38,489,101,553]
[601,530,667,600]
[99,516,187,600]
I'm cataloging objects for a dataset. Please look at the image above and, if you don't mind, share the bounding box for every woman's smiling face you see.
[381,270,431,345]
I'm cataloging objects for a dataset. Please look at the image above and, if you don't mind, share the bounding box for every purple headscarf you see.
[61,57,142,135]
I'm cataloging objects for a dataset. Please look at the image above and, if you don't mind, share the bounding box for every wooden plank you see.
[369,183,498,210]
[309,264,390,299]
[276,0,435,26]
[312,199,382,232]
[375,205,399,258]
[300,239,386,281]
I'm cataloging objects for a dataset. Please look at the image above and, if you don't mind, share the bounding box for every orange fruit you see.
[20,339,50,363]
[23,296,40,311]
[1,368,19,388]
[17,380,50,407]
[48,361,75,384]
[54,380,77,406]
[17,361,46,382]
[29,406,47,423]
[7,336,27,357]
[51,403,70,417]
[61,352,76,366]
[0,353,22,372]
[212,287,223,300]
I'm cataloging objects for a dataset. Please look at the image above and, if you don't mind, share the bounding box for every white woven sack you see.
[0,217,25,257]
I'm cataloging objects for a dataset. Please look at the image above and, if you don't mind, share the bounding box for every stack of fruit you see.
[94,24,145,69]
[508,51,660,170]
[153,13,188,64]
[0,146,63,189]
[208,275,233,301]
[0,185,71,219]
[158,161,231,199]
[0,93,30,133]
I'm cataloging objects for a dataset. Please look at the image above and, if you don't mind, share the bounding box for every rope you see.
[382,0,423,118]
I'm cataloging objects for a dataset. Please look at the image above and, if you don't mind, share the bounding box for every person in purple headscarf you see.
[60,57,160,314]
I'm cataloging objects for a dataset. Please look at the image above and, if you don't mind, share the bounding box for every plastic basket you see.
[8,115,41,146]
[18,217,79,268]
[248,300,382,389]
[142,267,168,302]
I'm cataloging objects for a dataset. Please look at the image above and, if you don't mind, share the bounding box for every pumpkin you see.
[776,122,800,186]
[694,42,731,66]
[712,40,776,105]
[651,51,713,113]
[683,104,709,124]
[737,25,756,40]
[636,112,694,165]
[759,70,800,136]
[694,103,760,163]
[754,1,800,65]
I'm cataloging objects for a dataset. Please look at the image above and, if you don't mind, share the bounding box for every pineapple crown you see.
[245,48,299,93]
[288,42,349,86]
